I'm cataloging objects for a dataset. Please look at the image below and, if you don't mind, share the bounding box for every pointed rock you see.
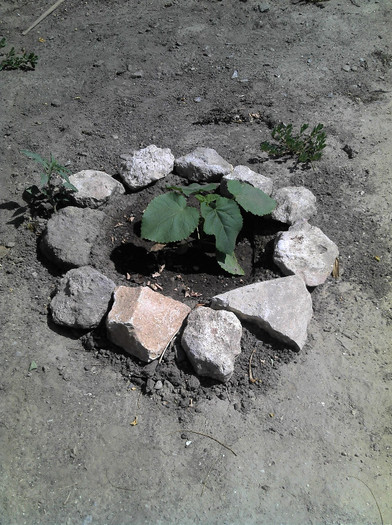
[273,220,339,286]
[211,276,312,351]
[119,145,174,191]
[106,286,191,362]
[181,307,242,383]
[69,170,125,208]
[50,266,116,329]
[174,147,233,182]
[271,186,317,224]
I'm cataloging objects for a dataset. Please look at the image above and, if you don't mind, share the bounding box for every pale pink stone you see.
[106,286,191,362]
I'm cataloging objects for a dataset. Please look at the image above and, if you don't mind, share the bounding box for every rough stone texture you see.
[181,307,242,383]
[174,147,233,182]
[273,220,339,286]
[106,286,191,362]
[50,266,116,329]
[40,207,106,269]
[119,144,174,191]
[211,275,313,351]
[271,186,317,224]
[221,165,273,196]
[69,170,125,208]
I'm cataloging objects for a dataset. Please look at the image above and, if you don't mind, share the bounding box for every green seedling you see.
[141,180,276,275]
[260,122,326,164]
[0,37,38,71]
[22,150,77,215]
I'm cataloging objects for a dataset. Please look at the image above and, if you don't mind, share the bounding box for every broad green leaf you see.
[141,192,200,243]
[216,251,245,275]
[226,180,276,217]
[167,182,219,197]
[201,196,242,255]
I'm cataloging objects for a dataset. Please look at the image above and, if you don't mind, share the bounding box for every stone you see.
[273,220,339,287]
[119,144,174,191]
[40,207,106,269]
[174,147,233,182]
[69,170,125,208]
[271,186,317,224]
[50,266,116,329]
[221,165,273,196]
[106,286,191,362]
[181,307,242,383]
[211,275,312,351]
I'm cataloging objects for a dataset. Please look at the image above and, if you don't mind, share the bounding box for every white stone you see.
[69,170,125,208]
[221,165,273,196]
[174,147,233,182]
[211,275,312,351]
[273,220,339,287]
[106,286,191,362]
[271,186,317,224]
[119,145,174,191]
[181,307,242,383]
[50,266,116,329]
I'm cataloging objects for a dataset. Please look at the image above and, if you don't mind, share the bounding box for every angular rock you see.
[181,307,242,383]
[211,275,312,351]
[40,207,106,269]
[69,170,125,208]
[271,186,317,224]
[119,144,174,191]
[106,286,191,362]
[174,147,233,182]
[221,165,273,196]
[50,266,116,329]
[273,220,339,286]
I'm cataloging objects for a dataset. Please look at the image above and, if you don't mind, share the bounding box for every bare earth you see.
[0,1,391,524]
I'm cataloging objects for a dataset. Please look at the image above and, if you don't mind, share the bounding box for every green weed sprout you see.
[261,123,326,164]
[0,37,38,71]
[22,151,77,214]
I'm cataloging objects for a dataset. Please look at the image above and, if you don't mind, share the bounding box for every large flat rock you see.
[211,275,313,350]
[106,286,191,362]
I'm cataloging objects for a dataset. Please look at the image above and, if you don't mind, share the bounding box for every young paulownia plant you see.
[141,181,276,275]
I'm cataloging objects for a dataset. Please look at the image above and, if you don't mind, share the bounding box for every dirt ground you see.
[1,0,391,524]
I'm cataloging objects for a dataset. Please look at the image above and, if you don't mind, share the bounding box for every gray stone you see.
[271,186,317,224]
[50,266,116,329]
[119,144,174,191]
[40,207,106,269]
[273,220,339,287]
[181,307,242,383]
[211,275,312,351]
[69,170,125,208]
[221,165,273,196]
[106,286,191,362]
[174,147,233,182]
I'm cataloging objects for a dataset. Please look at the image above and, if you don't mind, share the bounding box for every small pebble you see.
[232,70,238,79]
[154,380,163,390]
[342,65,351,72]
[351,65,358,71]
[193,96,202,103]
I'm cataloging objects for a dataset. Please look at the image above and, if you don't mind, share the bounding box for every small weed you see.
[260,122,326,164]
[141,180,276,275]
[0,37,38,71]
[22,151,77,216]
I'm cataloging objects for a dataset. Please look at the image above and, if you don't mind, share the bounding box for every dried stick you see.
[173,429,237,456]
[22,0,67,36]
